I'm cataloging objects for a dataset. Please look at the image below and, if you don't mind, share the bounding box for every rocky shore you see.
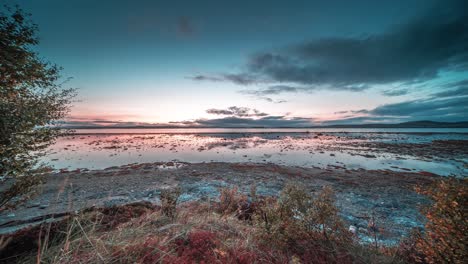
[0,162,439,244]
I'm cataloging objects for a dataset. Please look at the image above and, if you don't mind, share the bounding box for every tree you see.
[0,5,75,210]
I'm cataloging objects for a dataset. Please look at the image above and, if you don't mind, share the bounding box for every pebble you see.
[39,204,49,209]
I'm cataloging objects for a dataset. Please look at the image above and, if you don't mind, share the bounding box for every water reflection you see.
[44,130,468,176]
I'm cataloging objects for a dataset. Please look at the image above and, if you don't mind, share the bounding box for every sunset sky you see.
[13,0,468,127]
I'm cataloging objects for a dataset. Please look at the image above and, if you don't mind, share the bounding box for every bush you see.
[172,230,219,263]
[160,187,181,219]
[217,186,248,216]
[401,178,467,263]
[253,184,355,262]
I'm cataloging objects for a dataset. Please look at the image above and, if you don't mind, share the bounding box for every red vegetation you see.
[93,202,156,230]
[1,181,466,263]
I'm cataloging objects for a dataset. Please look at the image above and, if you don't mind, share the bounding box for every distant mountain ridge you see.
[63,120,468,129]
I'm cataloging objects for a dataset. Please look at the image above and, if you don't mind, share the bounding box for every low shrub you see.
[7,182,463,263]
[253,184,355,262]
[217,187,247,216]
[160,187,181,219]
[172,230,219,263]
[399,178,467,264]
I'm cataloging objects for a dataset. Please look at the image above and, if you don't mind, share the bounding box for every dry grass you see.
[1,181,465,264]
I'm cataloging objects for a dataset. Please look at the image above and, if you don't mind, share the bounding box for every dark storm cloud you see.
[206,106,268,117]
[192,0,468,96]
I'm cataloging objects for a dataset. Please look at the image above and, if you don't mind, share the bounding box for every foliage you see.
[217,186,247,215]
[0,5,75,210]
[0,185,402,264]
[400,178,467,263]
[172,230,219,263]
[255,185,352,243]
[253,184,355,262]
[159,187,181,218]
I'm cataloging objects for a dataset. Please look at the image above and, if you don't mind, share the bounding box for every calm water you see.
[44,128,468,176]
[71,127,468,134]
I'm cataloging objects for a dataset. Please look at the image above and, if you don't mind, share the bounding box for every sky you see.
[8,0,468,127]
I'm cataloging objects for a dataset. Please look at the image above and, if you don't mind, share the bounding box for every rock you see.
[358,227,368,233]
[349,225,357,234]
[26,202,41,208]
[39,204,49,209]
[7,213,15,218]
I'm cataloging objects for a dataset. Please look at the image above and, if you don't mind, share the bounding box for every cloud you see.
[369,96,467,119]
[433,87,468,98]
[330,81,468,123]
[431,79,468,97]
[187,73,260,85]
[248,0,467,89]
[238,85,300,103]
[332,93,467,124]
[254,96,287,104]
[190,0,468,97]
[200,107,313,127]
[240,85,305,96]
[206,106,268,117]
[190,116,314,128]
[382,89,410,96]
[188,75,223,82]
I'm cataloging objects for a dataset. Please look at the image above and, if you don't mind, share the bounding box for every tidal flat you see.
[1,128,467,245]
